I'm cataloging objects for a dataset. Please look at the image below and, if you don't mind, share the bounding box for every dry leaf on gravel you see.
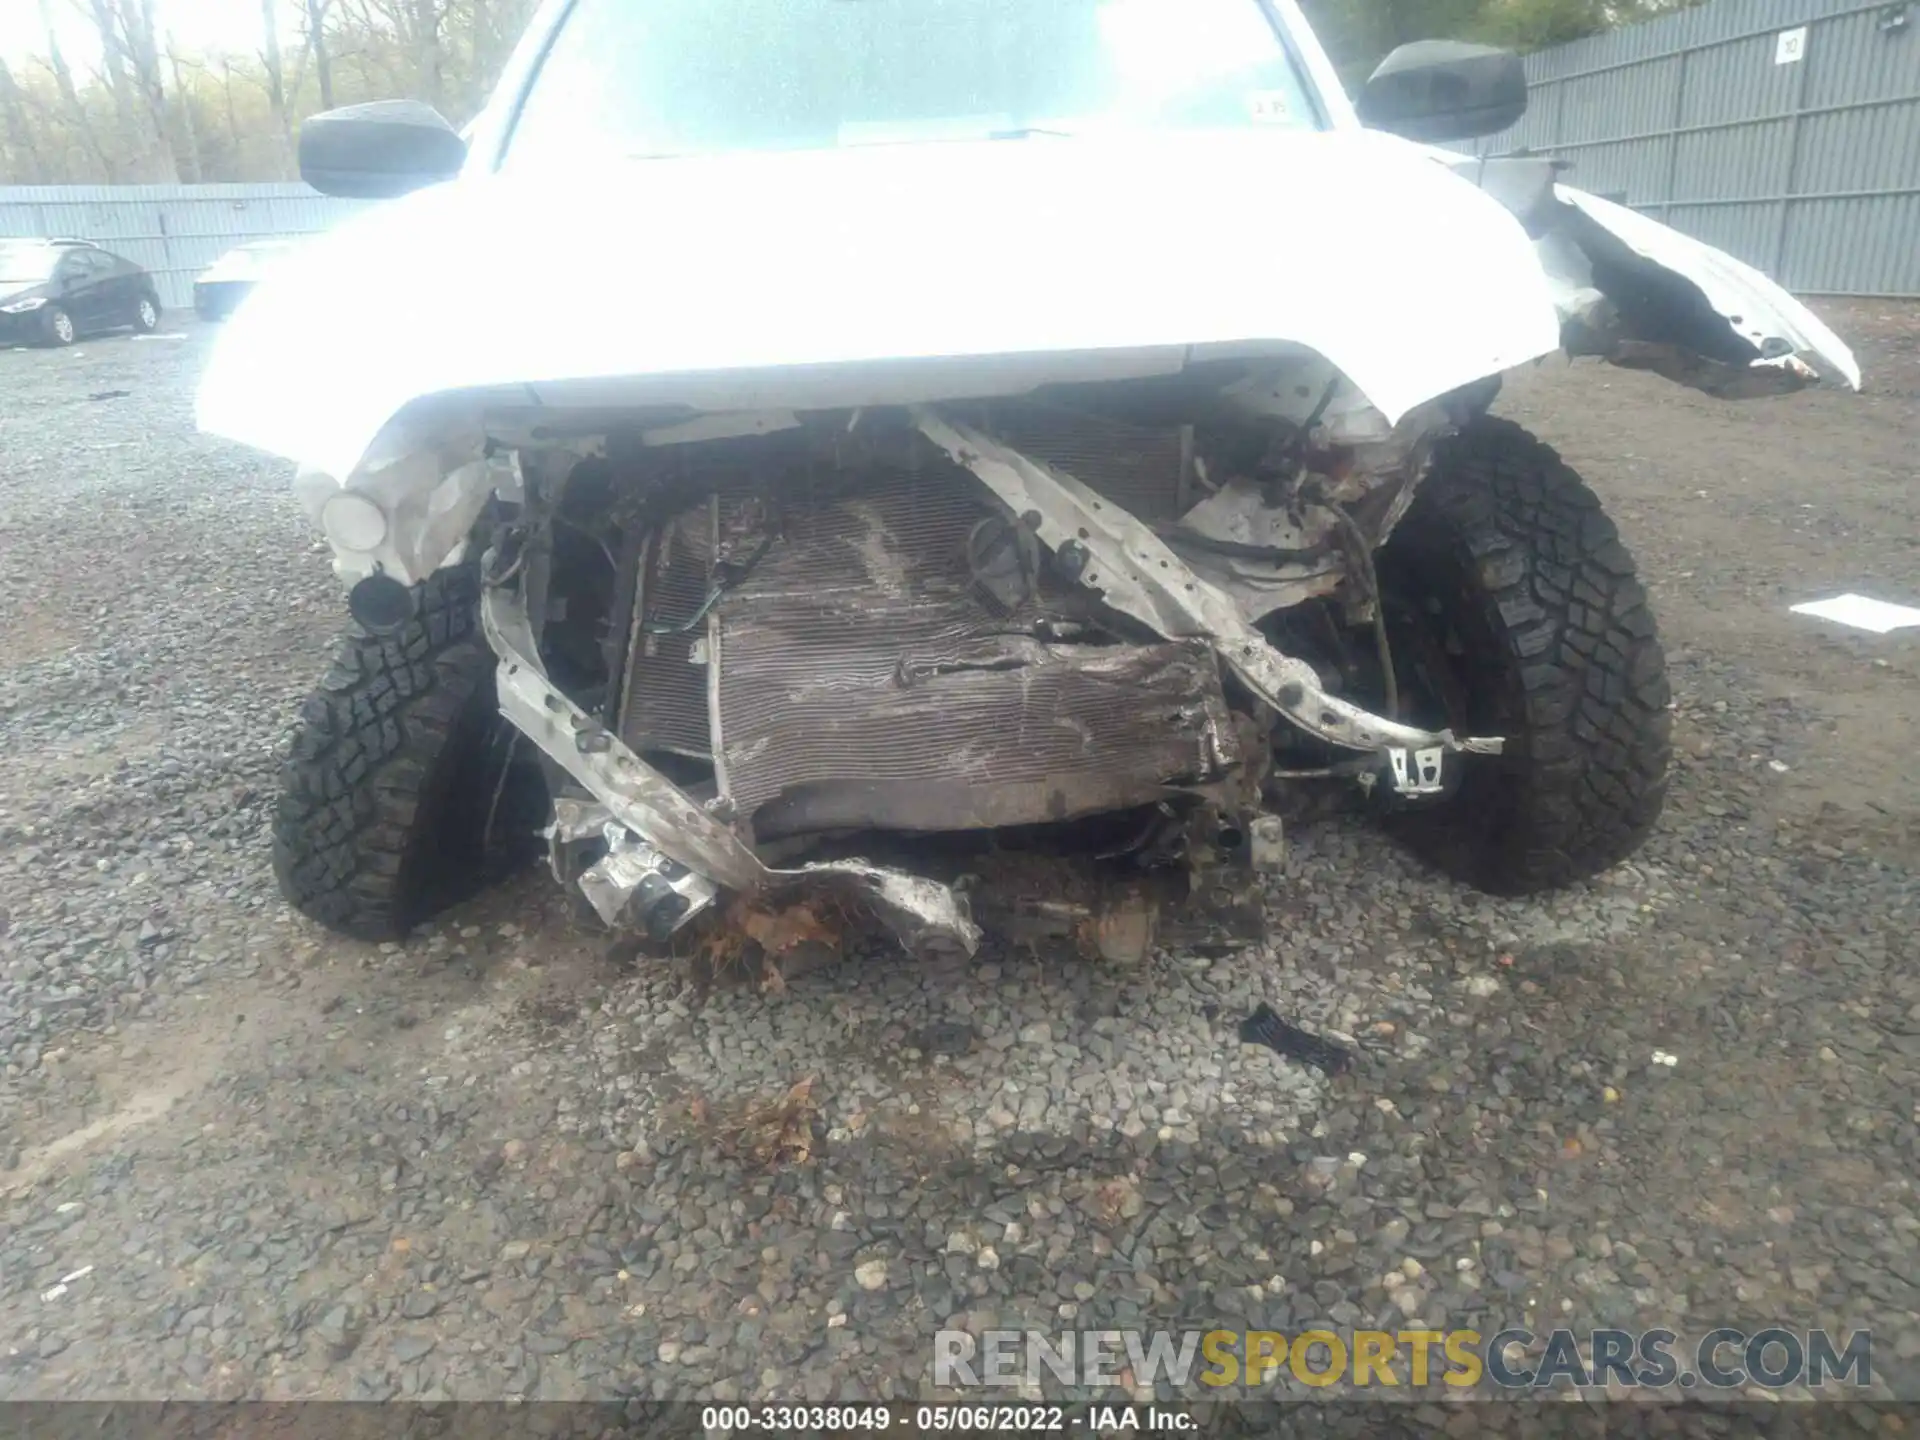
[723,1076,821,1170]
[1087,1176,1141,1229]
[696,896,847,992]
[739,897,843,955]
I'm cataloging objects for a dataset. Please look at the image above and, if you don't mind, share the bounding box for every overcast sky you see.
[0,0,273,67]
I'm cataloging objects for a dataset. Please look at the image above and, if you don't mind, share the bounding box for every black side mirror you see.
[299,100,468,199]
[1357,40,1528,143]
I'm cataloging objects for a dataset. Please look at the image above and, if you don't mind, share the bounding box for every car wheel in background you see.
[43,306,76,346]
[134,295,161,332]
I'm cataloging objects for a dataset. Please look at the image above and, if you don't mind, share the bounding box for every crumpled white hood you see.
[197,127,1567,480]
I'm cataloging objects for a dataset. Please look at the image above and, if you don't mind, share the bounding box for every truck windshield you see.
[504,0,1319,168]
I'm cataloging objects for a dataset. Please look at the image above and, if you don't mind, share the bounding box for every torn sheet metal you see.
[1435,153,1563,234]
[480,584,981,956]
[1170,476,1345,624]
[1218,358,1395,444]
[1533,234,1822,401]
[1178,475,1329,553]
[782,862,979,957]
[1170,386,1451,625]
[915,410,1503,760]
[1599,342,1824,400]
[1550,186,1860,393]
[1423,149,1862,397]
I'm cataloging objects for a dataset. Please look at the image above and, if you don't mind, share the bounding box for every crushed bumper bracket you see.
[914,410,1504,760]
[482,584,982,956]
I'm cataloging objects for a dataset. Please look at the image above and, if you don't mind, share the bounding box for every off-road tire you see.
[273,566,530,940]
[1379,416,1671,894]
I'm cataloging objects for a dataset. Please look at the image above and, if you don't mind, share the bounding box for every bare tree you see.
[119,0,188,178]
[0,58,50,182]
[36,0,114,177]
[411,0,446,110]
[259,0,304,176]
[335,0,447,106]
[304,0,338,110]
[80,0,162,176]
[219,56,244,154]
[466,0,489,112]
[258,0,353,175]
[333,0,412,98]
[165,36,202,181]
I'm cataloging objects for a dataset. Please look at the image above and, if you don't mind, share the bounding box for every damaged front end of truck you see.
[232,170,1853,963]
[301,349,1520,963]
[197,9,1858,965]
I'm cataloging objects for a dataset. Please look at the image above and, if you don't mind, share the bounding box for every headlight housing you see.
[0,296,47,313]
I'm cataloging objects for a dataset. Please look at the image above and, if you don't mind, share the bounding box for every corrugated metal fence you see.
[0,183,369,311]
[1466,0,1920,296]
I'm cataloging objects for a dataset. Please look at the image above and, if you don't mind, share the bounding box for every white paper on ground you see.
[1790,594,1920,634]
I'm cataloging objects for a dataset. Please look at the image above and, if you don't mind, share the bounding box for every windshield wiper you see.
[986,127,1076,140]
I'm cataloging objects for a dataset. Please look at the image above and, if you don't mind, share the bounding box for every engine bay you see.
[468,365,1506,956]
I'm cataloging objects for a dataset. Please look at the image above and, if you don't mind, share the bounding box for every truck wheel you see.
[1377,417,1671,894]
[273,566,538,940]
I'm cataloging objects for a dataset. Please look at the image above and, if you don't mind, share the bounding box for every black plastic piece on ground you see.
[1238,1003,1353,1076]
[913,1021,978,1058]
[347,573,417,635]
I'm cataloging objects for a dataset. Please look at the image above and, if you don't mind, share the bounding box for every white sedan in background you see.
[193,239,306,320]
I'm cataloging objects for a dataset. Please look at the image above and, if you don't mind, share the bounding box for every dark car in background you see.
[194,239,303,320]
[0,239,162,346]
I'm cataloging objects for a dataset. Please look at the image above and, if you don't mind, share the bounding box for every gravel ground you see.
[1,308,1916,1408]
